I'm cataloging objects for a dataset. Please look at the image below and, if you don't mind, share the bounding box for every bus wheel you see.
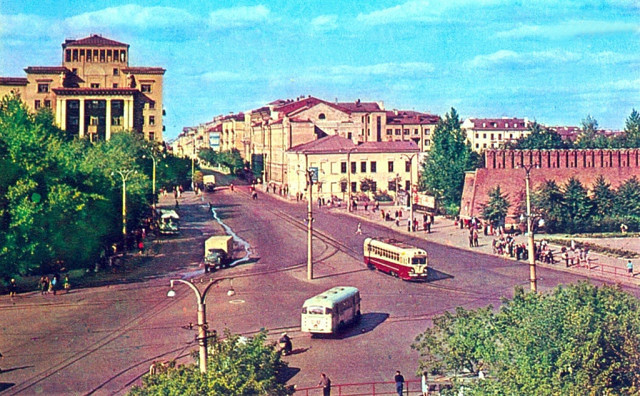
[367,264,375,270]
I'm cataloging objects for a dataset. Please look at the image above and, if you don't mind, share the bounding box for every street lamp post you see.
[401,154,417,232]
[143,153,164,211]
[306,168,314,280]
[167,278,235,374]
[521,163,538,292]
[112,169,136,242]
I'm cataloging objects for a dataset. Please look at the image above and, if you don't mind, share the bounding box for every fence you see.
[294,378,452,395]
[575,258,636,279]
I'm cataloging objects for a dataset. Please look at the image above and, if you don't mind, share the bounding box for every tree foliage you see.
[129,330,293,396]
[421,108,478,214]
[505,121,568,150]
[413,283,640,395]
[481,186,510,226]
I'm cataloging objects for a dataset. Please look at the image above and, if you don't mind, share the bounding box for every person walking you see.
[394,370,405,396]
[63,275,71,293]
[627,259,634,275]
[421,371,430,396]
[9,279,17,299]
[318,373,331,396]
[355,223,362,235]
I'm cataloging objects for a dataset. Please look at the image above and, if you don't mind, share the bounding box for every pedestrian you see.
[364,202,368,211]
[356,223,362,235]
[9,278,17,299]
[175,199,179,209]
[49,275,57,295]
[230,183,234,192]
[426,216,432,233]
[138,240,144,255]
[375,201,380,212]
[39,276,47,295]
[469,228,474,247]
[473,228,479,247]
[63,275,71,293]
[421,371,429,396]
[627,259,634,275]
[318,373,331,396]
[381,209,385,220]
[394,370,405,396]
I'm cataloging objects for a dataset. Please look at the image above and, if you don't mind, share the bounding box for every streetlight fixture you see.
[111,168,137,242]
[143,152,166,211]
[305,167,314,281]
[167,278,235,374]
[401,153,418,232]
[518,163,539,292]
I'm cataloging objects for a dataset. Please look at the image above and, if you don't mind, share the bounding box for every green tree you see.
[218,149,245,175]
[481,185,510,227]
[615,176,640,218]
[421,108,478,214]
[129,330,293,396]
[531,180,564,233]
[591,175,615,218]
[413,283,640,395]
[620,108,640,148]
[561,177,593,233]
[360,177,376,193]
[198,147,220,167]
[505,121,568,150]
[575,114,602,149]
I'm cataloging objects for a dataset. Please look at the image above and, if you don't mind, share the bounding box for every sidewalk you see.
[329,202,640,287]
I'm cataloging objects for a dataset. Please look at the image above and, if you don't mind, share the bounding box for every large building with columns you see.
[0,34,165,142]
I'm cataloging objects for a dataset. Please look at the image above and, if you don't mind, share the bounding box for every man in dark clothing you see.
[318,373,331,396]
[395,370,405,395]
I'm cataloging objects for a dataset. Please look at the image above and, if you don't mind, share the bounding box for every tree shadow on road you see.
[0,383,14,392]
[312,312,389,340]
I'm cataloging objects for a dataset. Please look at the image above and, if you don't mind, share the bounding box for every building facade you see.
[0,34,165,142]
[285,135,420,203]
[462,117,530,152]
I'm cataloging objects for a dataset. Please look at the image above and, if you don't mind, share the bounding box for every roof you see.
[386,110,440,125]
[353,140,420,153]
[24,66,69,74]
[122,67,166,75]
[337,100,382,113]
[63,35,129,48]
[207,124,222,132]
[465,118,528,130]
[0,77,28,86]
[288,134,356,154]
[53,87,138,96]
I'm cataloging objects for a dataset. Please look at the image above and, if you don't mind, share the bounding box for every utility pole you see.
[306,169,314,280]
[522,164,537,292]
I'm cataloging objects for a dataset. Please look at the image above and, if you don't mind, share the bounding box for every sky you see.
[1,0,639,140]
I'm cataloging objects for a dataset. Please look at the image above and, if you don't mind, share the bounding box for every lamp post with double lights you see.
[167,278,235,374]
[111,168,137,242]
[401,153,418,232]
[519,163,539,292]
[143,152,165,210]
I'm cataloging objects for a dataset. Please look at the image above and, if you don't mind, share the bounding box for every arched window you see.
[318,113,326,120]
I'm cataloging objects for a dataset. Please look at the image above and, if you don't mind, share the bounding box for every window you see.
[414,129,418,135]
[351,182,357,192]
[370,161,377,173]
[149,102,155,109]
[360,161,366,173]
[37,83,49,93]
[91,83,100,88]
[388,161,394,172]
[112,116,122,126]
[406,181,410,191]
[341,162,347,174]
[80,49,85,59]
[371,181,377,192]
[387,129,392,135]
[44,100,51,108]
[113,83,119,88]
[475,133,479,138]
[148,132,155,141]
[113,68,119,76]
[100,50,105,62]
[341,181,347,192]
[149,116,155,126]
[65,50,71,62]
[403,129,409,135]
[351,162,357,174]
[483,133,486,139]
[34,100,41,109]
[498,134,502,140]
[141,84,152,93]
[86,50,92,61]
[89,116,99,126]
[318,113,326,120]
[475,143,479,149]
[388,180,395,191]
[395,129,401,135]
[72,68,78,74]
[405,161,411,172]
[72,49,78,61]
[491,133,494,140]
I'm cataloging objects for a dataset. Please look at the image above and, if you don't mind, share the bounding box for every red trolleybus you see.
[363,238,428,281]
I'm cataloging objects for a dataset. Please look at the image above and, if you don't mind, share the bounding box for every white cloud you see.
[608,78,640,90]
[208,5,270,29]
[201,71,244,82]
[355,0,504,25]
[466,49,582,69]
[0,13,61,38]
[63,5,198,31]
[329,62,435,77]
[496,19,640,39]
[311,15,338,31]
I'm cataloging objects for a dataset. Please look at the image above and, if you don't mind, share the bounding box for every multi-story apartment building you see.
[0,34,165,142]
[384,110,440,153]
[285,135,420,203]
[462,117,530,152]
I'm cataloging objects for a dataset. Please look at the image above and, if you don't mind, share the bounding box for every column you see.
[127,98,134,130]
[78,98,85,138]
[55,98,63,129]
[59,99,66,130]
[105,99,112,140]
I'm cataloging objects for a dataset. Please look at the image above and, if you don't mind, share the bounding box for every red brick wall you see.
[461,149,640,220]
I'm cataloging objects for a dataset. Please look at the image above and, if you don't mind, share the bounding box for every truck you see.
[203,175,216,192]
[156,209,180,235]
[204,235,234,272]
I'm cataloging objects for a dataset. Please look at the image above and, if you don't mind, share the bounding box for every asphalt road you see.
[1,187,638,395]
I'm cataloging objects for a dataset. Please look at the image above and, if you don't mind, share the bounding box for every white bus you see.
[301,286,361,334]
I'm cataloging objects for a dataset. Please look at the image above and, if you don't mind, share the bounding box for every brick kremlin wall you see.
[460,149,640,220]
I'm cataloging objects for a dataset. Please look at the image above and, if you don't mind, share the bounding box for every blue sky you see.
[1,0,638,140]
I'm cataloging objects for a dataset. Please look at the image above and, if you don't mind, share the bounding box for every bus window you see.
[412,257,426,265]
[307,306,325,314]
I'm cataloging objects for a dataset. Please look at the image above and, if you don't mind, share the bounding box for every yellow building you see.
[0,34,165,142]
[285,135,420,203]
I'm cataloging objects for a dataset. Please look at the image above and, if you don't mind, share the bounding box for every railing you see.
[294,379,452,395]
[575,258,635,279]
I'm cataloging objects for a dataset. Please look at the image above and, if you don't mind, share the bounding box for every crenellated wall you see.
[460,149,640,220]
